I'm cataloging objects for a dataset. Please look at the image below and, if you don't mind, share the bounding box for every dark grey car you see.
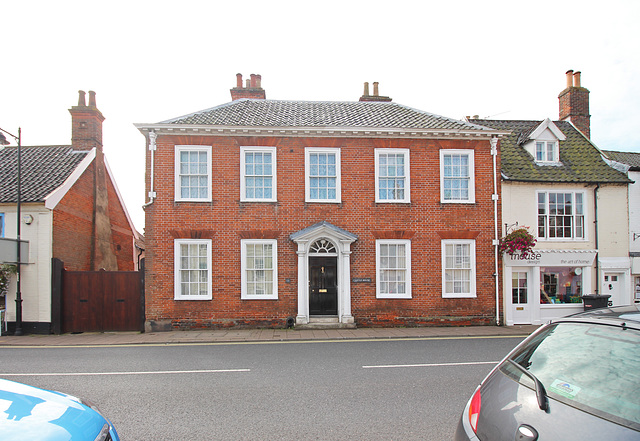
[455,305,640,441]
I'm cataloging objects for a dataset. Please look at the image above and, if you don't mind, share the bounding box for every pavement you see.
[0,324,540,347]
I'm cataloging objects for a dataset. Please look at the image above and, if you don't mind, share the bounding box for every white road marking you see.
[1,369,250,377]
[363,361,497,369]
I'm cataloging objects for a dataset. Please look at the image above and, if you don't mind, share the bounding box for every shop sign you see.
[505,250,596,267]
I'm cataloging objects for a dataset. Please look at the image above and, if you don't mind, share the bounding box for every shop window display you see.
[540,267,583,304]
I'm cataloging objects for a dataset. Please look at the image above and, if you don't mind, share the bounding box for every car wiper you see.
[508,359,549,411]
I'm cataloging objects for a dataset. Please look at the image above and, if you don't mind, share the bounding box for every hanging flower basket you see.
[499,227,537,256]
[0,264,17,296]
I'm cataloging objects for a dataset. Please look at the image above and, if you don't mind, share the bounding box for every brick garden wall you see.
[144,134,501,329]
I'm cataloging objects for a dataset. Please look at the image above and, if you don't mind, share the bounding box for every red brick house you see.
[0,91,142,334]
[136,75,505,331]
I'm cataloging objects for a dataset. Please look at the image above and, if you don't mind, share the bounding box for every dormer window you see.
[522,118,566,166]
[536,141,558,163]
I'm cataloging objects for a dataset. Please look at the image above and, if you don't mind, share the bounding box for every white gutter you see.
[491,137,501,326]
[142,131,157,208]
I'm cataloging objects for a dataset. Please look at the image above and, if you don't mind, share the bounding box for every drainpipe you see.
[491,137,500,325]
[143,131,157,208]
[594,184,600,294]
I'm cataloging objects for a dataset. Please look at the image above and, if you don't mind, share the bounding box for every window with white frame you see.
[241,147,276,202]
[375,149,410,203]
[175,145,212,202]
[174,239,212,300]
[442,239,476,298]
[306,148,341,202]
[440,150,475,203]
[535,141,558,163]
[537,191,585,239]
[376,239,411,298]
[241,239,278,300]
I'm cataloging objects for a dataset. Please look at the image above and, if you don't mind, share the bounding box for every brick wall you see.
[52,157,136,271]
[144,135,501,329]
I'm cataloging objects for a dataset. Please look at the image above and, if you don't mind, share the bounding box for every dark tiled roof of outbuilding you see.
[0,145,89,203]
[603,150,640,170]
[161,99,494,132]
[470,119,630,184]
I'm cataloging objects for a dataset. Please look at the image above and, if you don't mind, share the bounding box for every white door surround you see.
[290,222,357,326]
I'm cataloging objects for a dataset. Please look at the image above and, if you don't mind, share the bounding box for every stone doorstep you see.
[295,316,357,330]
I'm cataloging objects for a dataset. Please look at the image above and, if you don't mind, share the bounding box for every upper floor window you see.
[442,239,476,298]
[375,149,410,203]
[174,239,212,300]
[537,191,585,240]
[376,239,411,299]
[441,150,475,203]
[175,145,212,202]
[241,239,278,300]
[241,147,276,202]
[306,148,341,203]
[536,141,558,163]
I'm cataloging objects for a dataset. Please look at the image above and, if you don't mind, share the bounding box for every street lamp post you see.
[0,127,23,336]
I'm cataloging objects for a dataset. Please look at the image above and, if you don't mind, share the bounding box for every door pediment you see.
[290,221,357,244]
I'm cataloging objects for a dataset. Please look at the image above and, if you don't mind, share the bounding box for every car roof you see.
[553,304,640,329]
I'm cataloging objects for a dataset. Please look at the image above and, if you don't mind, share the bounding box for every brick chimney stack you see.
[559,70,590,138]
[359,81,392,102]
[69,90,105,151]
[230,73,266,100]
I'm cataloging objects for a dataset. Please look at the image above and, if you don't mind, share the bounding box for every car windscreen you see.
[504,322,640,431]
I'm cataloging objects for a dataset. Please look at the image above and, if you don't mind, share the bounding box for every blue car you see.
[0,378,120,440]
[455,304,640,440]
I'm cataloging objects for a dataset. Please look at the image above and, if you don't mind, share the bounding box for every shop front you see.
[504,250,597,325]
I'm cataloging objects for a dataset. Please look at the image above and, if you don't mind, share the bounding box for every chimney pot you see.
[245,79,250,88]
[250,74,257,88]
[573,71,581,87]
[78,90,86,107]
[363,82,370,96]
[236,73,243,88]
[88,90,97,107]
[256,74,262,88]
[373,82,379,97]
[565,70,574,88]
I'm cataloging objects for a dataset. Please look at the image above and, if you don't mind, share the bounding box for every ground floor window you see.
[241,239,278,300]
[540,266,583,304]
[442,239,476,298]
[174,239,212,300]
[635,276,640,301]
[376,239,411,298]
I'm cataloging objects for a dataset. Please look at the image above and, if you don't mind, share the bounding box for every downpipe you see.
[143,131,157,208]
[491,137,500,325]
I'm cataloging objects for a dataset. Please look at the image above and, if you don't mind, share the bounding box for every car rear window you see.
[506,322,640,430]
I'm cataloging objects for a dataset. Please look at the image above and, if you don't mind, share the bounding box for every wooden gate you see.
[52,259,144,333]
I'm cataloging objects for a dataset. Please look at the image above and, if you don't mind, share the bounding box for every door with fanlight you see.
[511,270,532,324]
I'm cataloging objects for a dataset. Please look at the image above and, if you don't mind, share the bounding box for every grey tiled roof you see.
[0,145,89,203]
[603,150,640,170]
[470,119,630,184]
[161,99,494,132]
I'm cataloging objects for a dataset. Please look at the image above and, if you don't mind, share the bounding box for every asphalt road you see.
[0,336,524,440]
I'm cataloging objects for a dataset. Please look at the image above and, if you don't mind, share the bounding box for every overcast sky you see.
[2,0,639,232]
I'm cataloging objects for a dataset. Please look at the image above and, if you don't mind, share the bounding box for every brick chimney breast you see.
[230,73,266,100]
[559,70,591,138]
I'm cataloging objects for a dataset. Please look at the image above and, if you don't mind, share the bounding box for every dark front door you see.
[309,257,338,315]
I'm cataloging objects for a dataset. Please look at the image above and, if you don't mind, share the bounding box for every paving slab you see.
[0,325,539,347]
